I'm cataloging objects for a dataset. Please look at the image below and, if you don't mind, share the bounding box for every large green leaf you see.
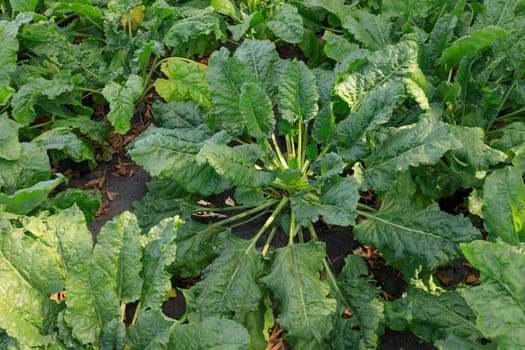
[153,58,212,110]
[46,1,103,20]
[334,41,426,112]
[197,143,274,188]
[185,234,265,331]
[127,310,177,349]
[381,0,433,19]
[127,126,231,196]
[342,11,392,50]
[139,217,184,312]
[448,126,507,174]
[0,114,21,161]
[482,166,525,245]
[260,242,337,343]
[330,255,383,350]
[207,48,254,136]
[59,206,102,344]
[385,288,483,344]
[364,117,462,191]
[267,3,304,44]
[167,318,250,350]
[427,14,458,64]
[239,81,275,139]
[461,240,525,348]
[355,204,481,276]
[0,143,50,193]
[0,13,32,84]
[439,26,508,69]
[234,40,279,93]
[31,128,95,166]
[90,212,143,324]
[291,176,360,227]
[108,0,142,14]
[102,74,143,134]
[0,215,65,348]
[336,82,406,162]
[323,31,359,63]
[0,175,66,215]
[164,15,225,57]
[278,59,319,123]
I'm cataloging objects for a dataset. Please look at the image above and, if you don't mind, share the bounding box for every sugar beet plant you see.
[128,39,487,348]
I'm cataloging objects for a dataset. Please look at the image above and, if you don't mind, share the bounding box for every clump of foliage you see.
[1,0,524,348]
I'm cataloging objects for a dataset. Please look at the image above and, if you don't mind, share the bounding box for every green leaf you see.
[385,288,483,343]
[211,0,239,21]
[52,116,109,144]
[207,48,254,135]
[0,221,62,347]
[427,14,458,63]
[342,11,392,50]
[381,0,433,20]
[108,0,142,14]
[260,242,337,343]
[364,117,462,191]
[304,0,348,22]
[186,233,264,326]
[154,59,212,110]
[56,206,100,344]
[355,204,481,276]
[102,74,143,134]
[311,152,344,181]
[239,81,275,139]
[461,240,525,348]
[291,177,360,227]
[336,82,406,162]
[234,40,279,94]
[41,188,101,224]
[167,318,250,350]
[267,3,304,44]
[0,143,50,193]
[9,0,38,12]
[482,166,525,245]
[127,126,231,196]
[168,219,223,278]
[139,217,184,312]
[198,143,274,188]
[323,31,359,63]
[31,128,95,166]
[312,104,335,145]
[448,126,507,174]
[92,212,142,312]
[330,255,383,350]
[0,13,31,84]
[0,85,15,106]
[0,175,66,215]
[334,41,424,112]
[0,114,21,161]
[151,100,208,130]
[127,309,177,349]
[164,15,225,57]
[46,1,103,20]
[439,26,508,69]
[278,59,319,123]
[12,73,75,125]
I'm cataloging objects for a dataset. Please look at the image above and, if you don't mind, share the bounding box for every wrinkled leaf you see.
[234,40,279,93]
[482,166,525,245]
[355,204,481,276]
[385,287,483,343]
[364,117,462,191]
[0,175,66,215]
[330,255,383,350]
[260,242,337,343]
[0,114,21,161]
[278,59,319,123]
[167,318,250,350]
[102,74,143,134]
[267,4,304,44]
[154,59,212,110]
[439,26,508,69]
[139,217,184,312]
[185,234,264,327]
[239,81,275,139]
[461,240,525,348]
